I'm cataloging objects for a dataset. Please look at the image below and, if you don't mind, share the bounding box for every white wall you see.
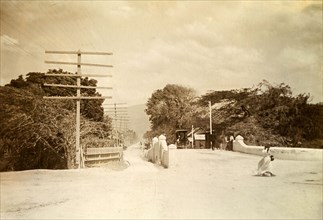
[233,135,322,161]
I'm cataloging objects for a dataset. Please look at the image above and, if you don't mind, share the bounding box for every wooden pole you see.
[44,50,113,169]
[115,103,118,147]
[104,103,127,105]
[76,52,81,168]
[44,96,112,100]
[107,118,129,120]
[104,107,127,109]
[45,73,112,77]
[103,103,127,147]
[45,60,113,68]
[43,83,113,90]
[119,116,122,139]
[192,125,194,149]
[209,101,212,135]
[45,50,113,55]
[209,101,212,150]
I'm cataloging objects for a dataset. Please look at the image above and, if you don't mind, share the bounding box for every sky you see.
[1,0,322,106]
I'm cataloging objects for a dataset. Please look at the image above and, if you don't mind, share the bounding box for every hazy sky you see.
[1,1,322,105]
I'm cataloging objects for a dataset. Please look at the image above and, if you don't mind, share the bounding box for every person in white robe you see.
[257,146,275,176]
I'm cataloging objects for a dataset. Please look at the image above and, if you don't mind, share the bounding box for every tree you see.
[0,86,74,170]
[8,70,105,122]
[0,70,113,171]
[200,80,323,148]
[145,84,196,143]
[9,75,28,88]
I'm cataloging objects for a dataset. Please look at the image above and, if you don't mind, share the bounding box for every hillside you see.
[128,104,151,139]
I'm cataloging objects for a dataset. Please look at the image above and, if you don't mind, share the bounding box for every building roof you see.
[187,127,205,136]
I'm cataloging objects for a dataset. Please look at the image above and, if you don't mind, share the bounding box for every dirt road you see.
[1,143,322,219]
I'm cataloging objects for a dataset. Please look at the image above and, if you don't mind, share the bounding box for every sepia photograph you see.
[0,0,322,219]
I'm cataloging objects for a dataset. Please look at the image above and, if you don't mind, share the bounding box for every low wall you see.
[233,135,322,161]
[147,137,158,163]
[146,135,169,168]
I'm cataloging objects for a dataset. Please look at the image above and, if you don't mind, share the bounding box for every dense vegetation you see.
[144,84,196,143]
[145,81,323,148]
[0,70,114,171]
[1,72,321,172]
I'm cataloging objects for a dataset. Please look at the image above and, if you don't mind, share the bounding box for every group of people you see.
[212,134,234,151]
[214,134,275,177]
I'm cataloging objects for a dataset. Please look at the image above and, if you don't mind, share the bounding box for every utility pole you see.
[209,101,213,150]
[44,50,113,168]
[191,125,194,149]
[76,53,81,167]
[104,103,128,147]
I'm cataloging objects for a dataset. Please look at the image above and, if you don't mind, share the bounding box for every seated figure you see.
[257,147,275,176]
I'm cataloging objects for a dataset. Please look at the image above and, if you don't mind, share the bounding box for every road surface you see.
[1,143,322,219]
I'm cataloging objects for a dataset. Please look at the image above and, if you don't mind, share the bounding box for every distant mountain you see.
[128,104,151,139]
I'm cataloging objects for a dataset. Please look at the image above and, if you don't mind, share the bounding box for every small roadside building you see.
[187,127,207,149]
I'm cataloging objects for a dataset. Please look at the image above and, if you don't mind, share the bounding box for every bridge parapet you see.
[233,135,322,161]
[146,135,169,168]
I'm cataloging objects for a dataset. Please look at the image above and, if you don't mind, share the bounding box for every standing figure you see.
[220,133,228,150]
[227,135,234,151]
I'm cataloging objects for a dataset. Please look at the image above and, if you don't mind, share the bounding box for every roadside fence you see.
[84,147,123,167]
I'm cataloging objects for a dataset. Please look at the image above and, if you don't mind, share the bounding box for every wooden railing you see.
[84,147,123,167]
